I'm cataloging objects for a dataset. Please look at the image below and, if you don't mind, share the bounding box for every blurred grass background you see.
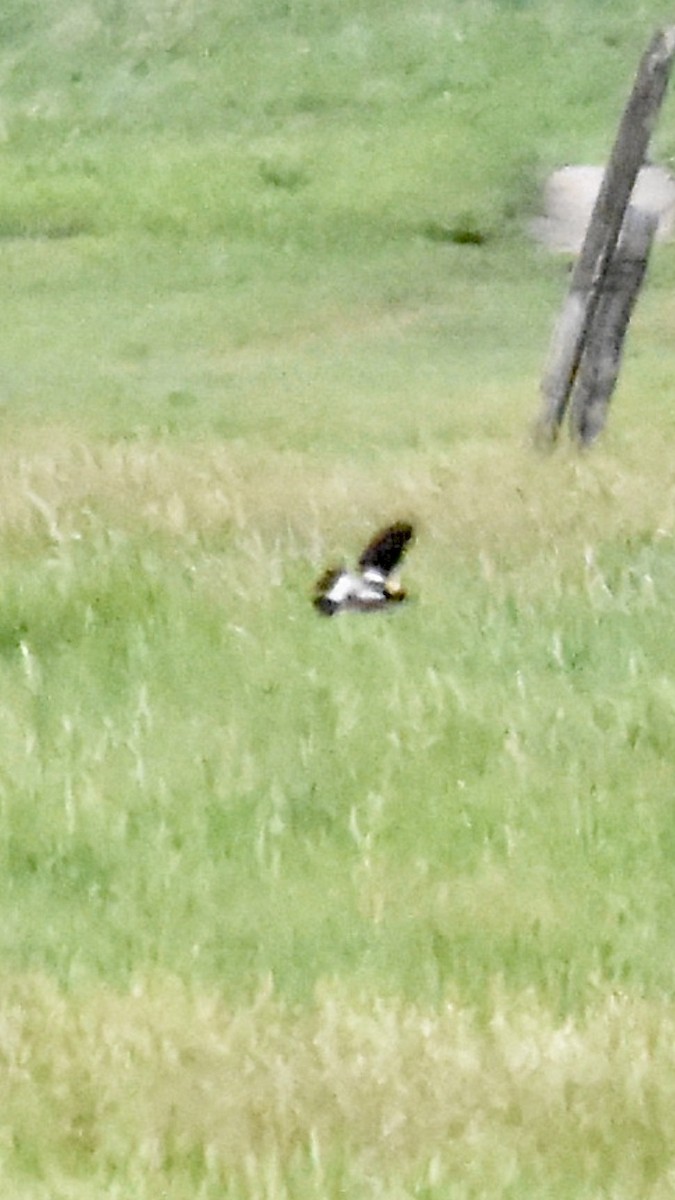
[2,0,675,1195]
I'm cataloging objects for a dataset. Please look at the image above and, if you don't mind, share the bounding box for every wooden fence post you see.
[568,205,658,446]
[535,25,675,447]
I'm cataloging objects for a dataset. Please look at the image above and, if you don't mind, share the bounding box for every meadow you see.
[3,0,675,1195]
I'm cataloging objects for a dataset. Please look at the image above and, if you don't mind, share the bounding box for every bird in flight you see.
[313,521,415,615]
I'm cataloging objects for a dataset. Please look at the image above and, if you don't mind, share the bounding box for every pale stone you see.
[529,163,675,252]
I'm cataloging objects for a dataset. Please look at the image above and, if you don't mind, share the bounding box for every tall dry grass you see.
[2,973,675,1196]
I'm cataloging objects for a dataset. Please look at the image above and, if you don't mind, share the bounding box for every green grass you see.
[2,438,675,1193]
[2,0,675,1194]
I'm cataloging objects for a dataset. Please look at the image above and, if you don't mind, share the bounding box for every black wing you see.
[358,522,414,576]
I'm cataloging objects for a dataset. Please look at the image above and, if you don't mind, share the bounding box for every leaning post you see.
[568,205,658,446]
[535,25,675,447]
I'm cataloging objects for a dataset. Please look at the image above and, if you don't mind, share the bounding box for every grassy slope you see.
[2,0,675,1194]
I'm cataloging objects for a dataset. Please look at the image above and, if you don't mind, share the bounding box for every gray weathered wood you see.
[535,25,675,446]
[568,206,658,445]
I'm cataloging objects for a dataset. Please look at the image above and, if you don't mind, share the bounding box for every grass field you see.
[3,0,675,1195]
